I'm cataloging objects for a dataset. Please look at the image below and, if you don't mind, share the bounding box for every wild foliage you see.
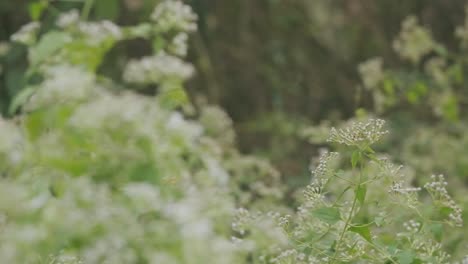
[0,1,467,263]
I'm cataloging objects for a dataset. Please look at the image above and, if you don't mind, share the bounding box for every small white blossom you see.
[123,52,194,85]
[56,9,80,28]
[327,119,388,147]
[151,0,197,32]
[11,22,40,45]
[393,16,435,63]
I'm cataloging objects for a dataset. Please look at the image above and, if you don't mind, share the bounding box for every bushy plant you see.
[234,119,466,263]
[1,1,467,263]
[0,1,282,263]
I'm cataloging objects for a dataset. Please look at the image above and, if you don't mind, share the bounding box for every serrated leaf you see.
[356,184,367,204]
[312,207,341,225]
[349,224,372,242]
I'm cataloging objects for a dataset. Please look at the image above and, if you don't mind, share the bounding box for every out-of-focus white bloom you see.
[151,0,197,32]
[456,6,468,48]
[203,157,229,185]
[358,57,384,90]
[57,9,80,28]
[0,42,10,57]
[25,65,96,111]
[424,57,448,85]
[166,112,203,139]
[69,92,160,133]
[123,52,194,85]
[123,183,160,211]
[170,32,189,56]
[0,118,23,165]
[48,254,83,264]
[10,22,41,45]
[393,16,435,64]
[78,20,122,45]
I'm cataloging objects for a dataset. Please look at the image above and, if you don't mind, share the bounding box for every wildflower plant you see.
[0,1,282,263]
[233,119,464,263]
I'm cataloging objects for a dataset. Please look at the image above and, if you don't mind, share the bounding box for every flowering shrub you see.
[234,119,465,263]
[358,10,468,122]
[0,1,283,263]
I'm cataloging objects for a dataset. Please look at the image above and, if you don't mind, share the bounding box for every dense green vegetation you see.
[0,0,467,263]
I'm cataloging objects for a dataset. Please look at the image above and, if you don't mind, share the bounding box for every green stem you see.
[332,153,364,263]
[81,0,95,20]
[332,189,358,263]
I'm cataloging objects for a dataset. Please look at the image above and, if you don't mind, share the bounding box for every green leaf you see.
[430,223,443,242]
[8,86,36,114]
[159,86,188,109]
[351,150,361,168]
[356,184,367,205]
[383,79,394,95]
[374,215,385,227]
[396,250,415,264]
[441,95,459,122]
[348,224,372,242]
[439,206,453,219]
[28,1,48,21]
[312,207,341,225]
[49,177,66,198]
[29,31,72,65]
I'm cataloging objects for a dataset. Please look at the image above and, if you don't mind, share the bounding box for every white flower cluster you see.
[25,65,96,111]
[56,9,121,46]
[393,16,435,64]
[10,21,40,45]
[151,0,198,32]
[424,174,463,227]
[123,52,194,85]
[78,20,122,45]
[327,119,388,147]
[303,151,338,205]
[270,249,307,264]
[232,208,251,236]
[310,151,338,180]
[56,9,80,28]
[358,57,384,90]
[403,219,421,233]
[48,254,83,264]
[0,118,23,165]
[170,32,189,56]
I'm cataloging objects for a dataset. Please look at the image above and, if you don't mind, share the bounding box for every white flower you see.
[393,16,435,63]
[25,65,96,111]
[10,22,40,45]
[57,9,80,28]
[358,57,384,90]
[151,0,197,32]
[327,119,388,147]
[123,52,194,84]
[78,20,122,45]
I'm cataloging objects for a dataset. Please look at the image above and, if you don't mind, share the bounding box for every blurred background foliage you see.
[2,0,468,184]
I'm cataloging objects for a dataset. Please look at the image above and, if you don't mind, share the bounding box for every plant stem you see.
[331,154,363,263]
[332,185,358,263]
[81,0,95,20]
